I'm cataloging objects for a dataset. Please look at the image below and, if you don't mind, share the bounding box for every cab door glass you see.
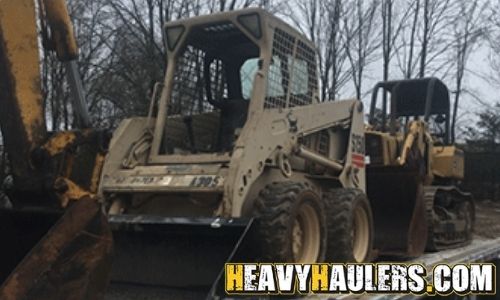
[240,58,259,100]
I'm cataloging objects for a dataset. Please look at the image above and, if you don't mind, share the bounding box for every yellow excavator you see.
[0,1,112,299]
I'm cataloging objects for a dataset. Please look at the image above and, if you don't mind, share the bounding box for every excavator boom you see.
[0,1,112,299]
[0,0,47,190]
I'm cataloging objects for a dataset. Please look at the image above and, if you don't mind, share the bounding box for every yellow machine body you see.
[0,1,112,299]
[432,145,464,180]
[368,78,474,254]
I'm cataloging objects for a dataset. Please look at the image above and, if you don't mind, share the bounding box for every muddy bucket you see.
[0,200,113,300]
[108,215,254,296]
[367,166,428,257]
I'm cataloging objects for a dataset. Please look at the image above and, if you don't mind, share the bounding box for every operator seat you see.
[216,98,249,151]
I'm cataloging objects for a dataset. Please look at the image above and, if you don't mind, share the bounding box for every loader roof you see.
[163,8,316,51]
[377,77,450,117]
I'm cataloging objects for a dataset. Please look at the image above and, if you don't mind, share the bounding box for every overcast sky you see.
[276,1,498,141]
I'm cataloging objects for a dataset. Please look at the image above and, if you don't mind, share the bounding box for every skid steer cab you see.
[99,8,373,294]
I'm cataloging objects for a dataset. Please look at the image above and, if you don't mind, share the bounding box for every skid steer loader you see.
[102,10,473,294]
[99,8,376,291]
[366,78,474,256]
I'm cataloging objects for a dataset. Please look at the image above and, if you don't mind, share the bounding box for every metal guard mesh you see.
[265,28,317,109]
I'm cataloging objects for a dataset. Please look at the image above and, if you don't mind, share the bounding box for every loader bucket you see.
[366,167,428,257]
[0,199,113,300]
[108,215,254,297]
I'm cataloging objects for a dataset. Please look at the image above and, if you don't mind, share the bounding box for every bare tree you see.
[488,0,500,87]
[393,0,457,80]
[380,0,412,86]
[42,0,124,128]
[39,0,493,133]
[465,102,500,149]
[381,0,393,83]
[450,0,487,142]
[418,0,457,78]
[418,0,429,78]
[323,0,352,100]
[404,0,420,78]
[393,0,421,79]
[42,50,69,130]
[289,0,352,100]
[343,0,381,99]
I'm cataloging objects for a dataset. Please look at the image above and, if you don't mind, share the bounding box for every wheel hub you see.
[292,219,304,259]
[292,202,321,262]
[352,205,370,262]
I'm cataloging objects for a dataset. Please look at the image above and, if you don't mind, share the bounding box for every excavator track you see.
[425,186,474,251]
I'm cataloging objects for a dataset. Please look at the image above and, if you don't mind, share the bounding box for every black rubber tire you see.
[324,188,374,262]
[253,181,327,263]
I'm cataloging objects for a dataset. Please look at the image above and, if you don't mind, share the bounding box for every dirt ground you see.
[474,200,500,239]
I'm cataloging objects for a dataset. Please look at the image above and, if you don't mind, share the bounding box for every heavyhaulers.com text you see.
[225,263,496,296]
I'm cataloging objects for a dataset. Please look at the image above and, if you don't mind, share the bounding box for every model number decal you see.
[128,176,173,185]
[190,175,221,188]
[351,133,365,154]
[111,175,223,188]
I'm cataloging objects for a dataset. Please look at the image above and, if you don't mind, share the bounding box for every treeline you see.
[40,0,500,143]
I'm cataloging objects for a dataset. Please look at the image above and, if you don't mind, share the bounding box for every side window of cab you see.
[240,58,259,100]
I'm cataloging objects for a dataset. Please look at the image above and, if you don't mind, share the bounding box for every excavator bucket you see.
[0,199,113,300]
[108,215,255,297]
[367,167,428,257]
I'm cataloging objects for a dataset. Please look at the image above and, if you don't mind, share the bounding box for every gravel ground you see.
[474,200,500,239]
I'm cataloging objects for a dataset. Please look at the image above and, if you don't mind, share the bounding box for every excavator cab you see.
[369,77,451,144]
